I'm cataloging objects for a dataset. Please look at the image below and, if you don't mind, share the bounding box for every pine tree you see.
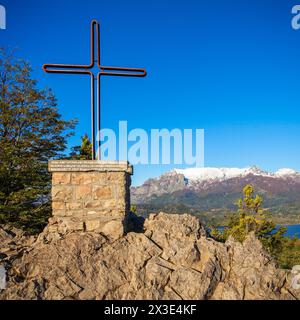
[0,48,77,233]
[69,134,92,160]
[212,185,286,244]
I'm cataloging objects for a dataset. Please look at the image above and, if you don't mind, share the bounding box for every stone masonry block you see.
[52,173,71,185]
[72,172,94,185]
[52,202,65,210]
[66,202,83,210]
[75,185,92,201]
[93,186,112,200]
[52,186,73,201]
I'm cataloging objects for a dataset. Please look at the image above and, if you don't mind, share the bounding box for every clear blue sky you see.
[1,0,300,185]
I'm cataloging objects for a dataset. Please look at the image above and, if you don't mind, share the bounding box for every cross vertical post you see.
[43,20,147,160]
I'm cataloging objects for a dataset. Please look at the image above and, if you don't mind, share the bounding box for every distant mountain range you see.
[131,166,300,225]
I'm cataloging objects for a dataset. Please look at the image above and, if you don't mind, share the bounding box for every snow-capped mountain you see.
[131,166,300,224]
[174,166,299,182]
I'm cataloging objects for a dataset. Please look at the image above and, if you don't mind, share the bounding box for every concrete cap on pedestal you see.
[48,160,133,175]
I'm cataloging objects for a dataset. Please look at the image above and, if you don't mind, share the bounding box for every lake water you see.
[284,225,300,238]
[217,224,300,238]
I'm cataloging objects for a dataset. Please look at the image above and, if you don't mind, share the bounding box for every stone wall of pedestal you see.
[48,161,133,240]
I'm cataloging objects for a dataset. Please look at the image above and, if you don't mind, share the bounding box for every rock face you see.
[0,213,299,300]
[0,225,36,267]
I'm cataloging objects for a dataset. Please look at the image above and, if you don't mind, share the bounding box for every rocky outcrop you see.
[0,225,36,269]
[0,213,299,300]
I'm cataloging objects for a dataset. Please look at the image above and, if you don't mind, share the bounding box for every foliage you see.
[69,134,92,160]
[0,48,76,234]
[130,205,138,214]
[275,238,300,269]
[211,185,300,269]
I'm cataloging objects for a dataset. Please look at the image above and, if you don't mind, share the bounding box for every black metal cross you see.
[43,20,147,160]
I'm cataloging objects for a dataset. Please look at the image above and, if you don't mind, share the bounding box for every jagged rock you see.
[0,225,35,266]
[0,213,299,300]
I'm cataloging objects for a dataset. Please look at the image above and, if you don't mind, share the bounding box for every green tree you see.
[0,48,76,234]
[131,205,138,214]
[69,134,92,160]
[276,237,300,269]
[211,185,300,268]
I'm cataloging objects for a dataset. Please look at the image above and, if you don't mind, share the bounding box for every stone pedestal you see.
[48,161,133,240]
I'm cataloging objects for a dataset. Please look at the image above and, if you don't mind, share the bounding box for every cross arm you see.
[42,63,93,75]
[100,66,147,77]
